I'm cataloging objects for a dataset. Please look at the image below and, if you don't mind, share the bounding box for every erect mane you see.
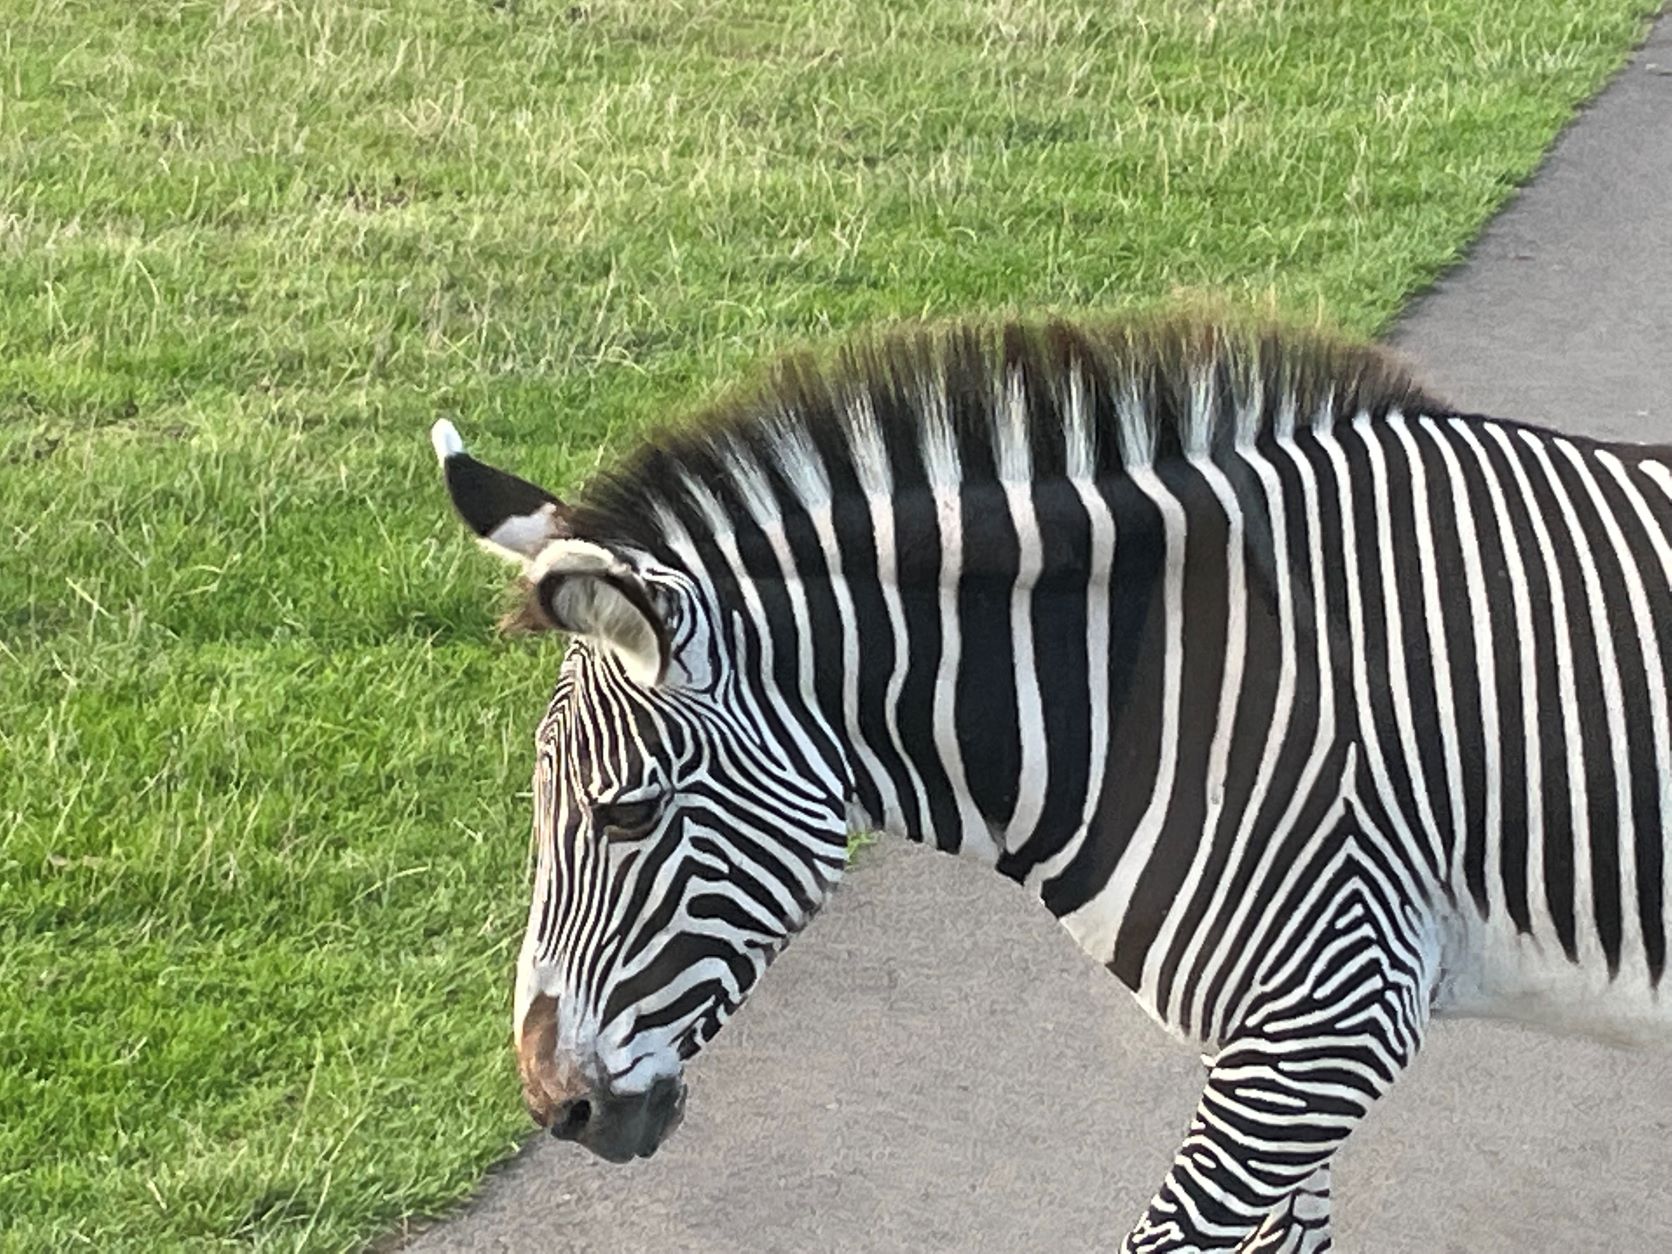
[568,313,1449,557]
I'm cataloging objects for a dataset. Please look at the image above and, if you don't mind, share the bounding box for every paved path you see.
[411,18,1672,1253]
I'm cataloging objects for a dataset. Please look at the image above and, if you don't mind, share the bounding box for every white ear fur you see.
[430,419,465,460]
[481,504,569,566]
[529,540,666,686]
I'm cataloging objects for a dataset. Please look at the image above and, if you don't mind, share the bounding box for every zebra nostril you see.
[552,1096,592,1139]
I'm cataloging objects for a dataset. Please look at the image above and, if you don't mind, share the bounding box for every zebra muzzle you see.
[547,1075,687,1163]
[517,994,687,1162]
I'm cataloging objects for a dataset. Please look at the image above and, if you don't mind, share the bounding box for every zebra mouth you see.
[562,1075,687,1163]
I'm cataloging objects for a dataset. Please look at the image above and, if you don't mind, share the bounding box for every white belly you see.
[1434,906,1672,1048]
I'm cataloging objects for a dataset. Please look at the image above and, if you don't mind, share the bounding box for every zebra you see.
[431,315,1672,1251]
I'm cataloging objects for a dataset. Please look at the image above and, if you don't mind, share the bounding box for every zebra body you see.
[434,317,1672,1250]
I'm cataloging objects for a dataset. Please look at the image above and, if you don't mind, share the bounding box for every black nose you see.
[550,1096,593,1141]
[548,1077,686,1163]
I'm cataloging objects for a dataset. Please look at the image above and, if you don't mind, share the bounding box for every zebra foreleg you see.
[1184,1059,1329,1253]
[1238,1164,1331,1253]
[1179,1066,1332,1252]
[1120,859,1435,1252]
[1119,1030,1387,1253]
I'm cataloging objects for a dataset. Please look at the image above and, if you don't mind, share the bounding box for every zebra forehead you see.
[561,311,1447,557]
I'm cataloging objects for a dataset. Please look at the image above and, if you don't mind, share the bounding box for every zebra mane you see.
[568,313,1448,557]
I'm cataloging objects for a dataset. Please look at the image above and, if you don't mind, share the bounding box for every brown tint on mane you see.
[565,312,1450,561]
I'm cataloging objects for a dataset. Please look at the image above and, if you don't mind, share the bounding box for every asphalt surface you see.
[409,18,1672,1253]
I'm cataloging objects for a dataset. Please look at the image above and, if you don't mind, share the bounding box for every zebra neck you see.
[774,467,1184,877]
[738,443,1304,920]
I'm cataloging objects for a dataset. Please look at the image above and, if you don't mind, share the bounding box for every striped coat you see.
[435,315,1672,1250]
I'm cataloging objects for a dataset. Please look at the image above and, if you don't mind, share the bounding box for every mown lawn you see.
[0,0,1654,1248]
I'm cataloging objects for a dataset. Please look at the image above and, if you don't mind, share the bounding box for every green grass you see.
[0,0,1655,1247]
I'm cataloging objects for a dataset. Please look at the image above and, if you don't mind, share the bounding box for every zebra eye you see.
[593,795,663,839]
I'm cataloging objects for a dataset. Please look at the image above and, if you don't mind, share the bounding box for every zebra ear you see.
[527,541,669,686]
[431,419,572,564]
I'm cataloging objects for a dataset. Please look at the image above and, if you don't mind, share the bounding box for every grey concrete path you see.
[409,18,1672,1254]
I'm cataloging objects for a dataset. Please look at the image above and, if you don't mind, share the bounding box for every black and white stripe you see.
[437,317,1672,1250]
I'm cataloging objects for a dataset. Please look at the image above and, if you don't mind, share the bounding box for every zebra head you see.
[430,421,850,1162]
